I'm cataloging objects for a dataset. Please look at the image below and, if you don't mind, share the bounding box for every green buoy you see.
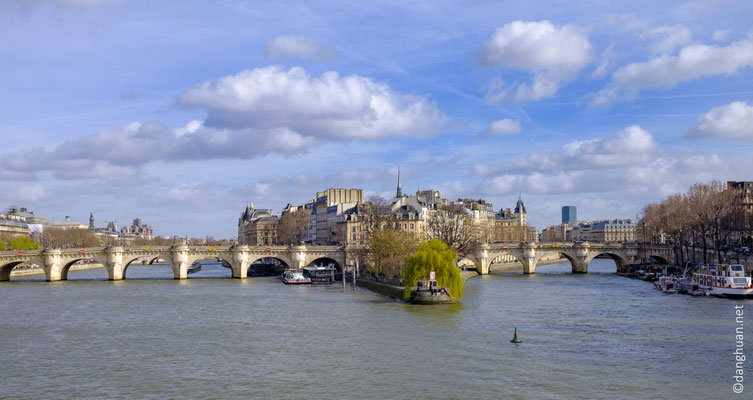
[511,326,522,343]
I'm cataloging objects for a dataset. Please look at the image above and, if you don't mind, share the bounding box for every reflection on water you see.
[0,259,749,399]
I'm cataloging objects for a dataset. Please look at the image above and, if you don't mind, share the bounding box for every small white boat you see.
[281,269,312,285]
[656,276,677,294]
[693,264,753,298]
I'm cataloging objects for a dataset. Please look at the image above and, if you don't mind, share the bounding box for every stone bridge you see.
[0,242,673,282]
[0,244,354,282]
[464,242,673,274]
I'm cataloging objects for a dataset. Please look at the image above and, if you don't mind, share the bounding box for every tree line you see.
[639,180,752,265]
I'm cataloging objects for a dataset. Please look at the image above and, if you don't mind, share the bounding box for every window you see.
[410,223,414,229]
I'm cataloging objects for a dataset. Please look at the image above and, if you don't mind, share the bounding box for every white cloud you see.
[475,126,664,196]
[472,124,752,209]
[1,66,447,180]
[592,38,753,105]
[179,65,447,140]
[686,101,753,141]
[643,25,691,54]
[266,35,336,62]
[479,20,593,101]
[483,119,522,136]
[498,125,657,173]
[591,44,615,79]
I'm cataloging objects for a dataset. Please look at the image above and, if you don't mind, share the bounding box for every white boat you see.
[693,264,753,298]
[281,269,312,285]
[656,276,678,294]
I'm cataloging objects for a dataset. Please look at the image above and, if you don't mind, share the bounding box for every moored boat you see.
[693,264,753,298]
[656,276,678,294]
[302,265,336,284]
[676,277,704,296]
[281,269,312,285]
[187,261,201,274]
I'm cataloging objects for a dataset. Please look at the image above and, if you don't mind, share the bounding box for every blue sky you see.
[2,0,753,238]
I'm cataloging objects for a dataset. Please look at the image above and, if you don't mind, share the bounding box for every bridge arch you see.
[486,251,531,273]
[458,257,477,271]
[248,254,292,269]
[584,252,626,273]
[183,254,235,278]
[0,261,45,281]
[60,256,109,280]
[121,254,173,279]
[530,250,579,274]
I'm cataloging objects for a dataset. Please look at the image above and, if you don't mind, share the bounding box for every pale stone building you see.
[541,223,573,242]
[238,204,276,245]
[120,218,155,240]
[568,219,636,243]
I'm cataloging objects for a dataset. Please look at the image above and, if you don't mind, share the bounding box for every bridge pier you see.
[290,245,307,269]
[572,243,591,273]
[231,245,250,279]
[521,258,536,274]
[43,249,63,282]
[170,244,190,279]
[572,260,588,273]
[105,247,126,280]
[473,244,490,275]
[521,243,537,274]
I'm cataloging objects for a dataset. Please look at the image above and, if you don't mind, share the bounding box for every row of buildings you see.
[542,181,753,245]
[541,218,637,243]
[238,175,536,247]
[0,206,154,242]
[542,205,637,243]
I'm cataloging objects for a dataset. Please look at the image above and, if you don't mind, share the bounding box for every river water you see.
[1,259,749,399]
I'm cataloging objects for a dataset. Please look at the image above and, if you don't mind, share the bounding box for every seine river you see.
[1,259,749,399]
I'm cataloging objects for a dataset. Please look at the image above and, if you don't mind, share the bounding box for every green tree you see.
[9,235,41,250]
[403,239,463,301]
[0,238,6,251]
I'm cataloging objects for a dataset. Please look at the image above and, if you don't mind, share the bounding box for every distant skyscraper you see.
[562,206,576,224]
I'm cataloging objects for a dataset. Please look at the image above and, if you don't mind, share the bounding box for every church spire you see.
[396,166,402,197]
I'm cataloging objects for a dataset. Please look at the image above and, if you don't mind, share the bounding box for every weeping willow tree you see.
[403,239,464,301]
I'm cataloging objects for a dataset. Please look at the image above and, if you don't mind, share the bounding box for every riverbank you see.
[10,263,104,277]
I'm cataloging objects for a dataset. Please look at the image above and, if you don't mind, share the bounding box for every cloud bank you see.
[686,101,753,141]
[479,20,593,101]
[0,66,447,180]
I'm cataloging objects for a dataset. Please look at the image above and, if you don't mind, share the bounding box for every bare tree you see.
[276,208,311,245]
[364,195,392,233]
[426,204,476,257]
[42,228,100,248]
[368,228,419,277]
